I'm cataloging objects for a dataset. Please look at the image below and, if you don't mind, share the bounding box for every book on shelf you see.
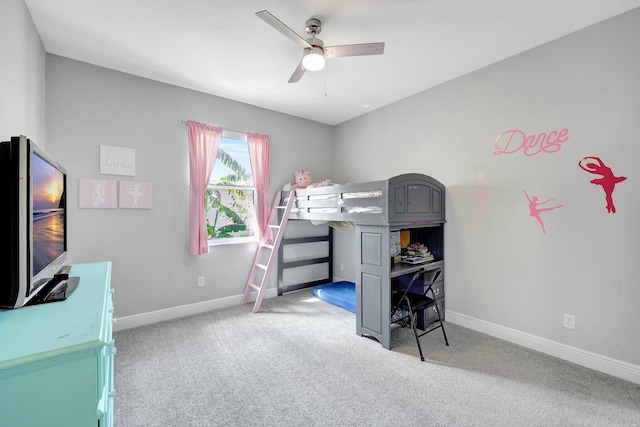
[401,256,434,264]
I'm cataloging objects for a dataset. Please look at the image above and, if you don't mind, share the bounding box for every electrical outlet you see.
[197,276,205,287]
[340,262,344,271]
[563,313,575,330]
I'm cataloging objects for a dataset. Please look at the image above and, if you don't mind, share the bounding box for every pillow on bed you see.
[308,179,332,188]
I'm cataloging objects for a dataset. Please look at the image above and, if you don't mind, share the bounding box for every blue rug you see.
[312,281,356,313]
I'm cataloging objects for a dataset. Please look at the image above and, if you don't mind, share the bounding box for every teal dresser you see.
[0,262,115,427]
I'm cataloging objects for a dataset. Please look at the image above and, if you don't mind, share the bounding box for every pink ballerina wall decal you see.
[472,174,493,216]
[524,190,564,234]
[474,191,492,216]
[578,157,627,213]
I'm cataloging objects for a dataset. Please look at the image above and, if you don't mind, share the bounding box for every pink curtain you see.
[247,132,271,242]
[188,121,223,255]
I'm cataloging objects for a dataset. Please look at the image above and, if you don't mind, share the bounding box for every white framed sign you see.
[100,145,136,176]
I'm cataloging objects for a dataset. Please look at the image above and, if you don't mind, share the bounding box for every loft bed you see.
[288,173,444,225]
[277,173,446,295]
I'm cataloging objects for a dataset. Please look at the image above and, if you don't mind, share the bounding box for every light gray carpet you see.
[114,289,640,426]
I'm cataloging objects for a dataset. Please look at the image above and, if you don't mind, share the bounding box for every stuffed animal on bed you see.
[291,170,332,189]
[292,169,312,189]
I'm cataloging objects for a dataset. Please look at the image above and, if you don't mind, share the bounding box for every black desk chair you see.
[391,267,449,361]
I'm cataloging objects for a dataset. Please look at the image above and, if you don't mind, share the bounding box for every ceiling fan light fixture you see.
[256,11,384,82]
[302,47,325,71]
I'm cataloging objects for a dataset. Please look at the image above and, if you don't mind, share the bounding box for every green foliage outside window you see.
[206,148,255,239]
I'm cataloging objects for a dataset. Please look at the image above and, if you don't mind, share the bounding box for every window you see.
[206,131,258,245]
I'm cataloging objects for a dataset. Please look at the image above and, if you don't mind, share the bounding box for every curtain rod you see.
[181,120,247,140]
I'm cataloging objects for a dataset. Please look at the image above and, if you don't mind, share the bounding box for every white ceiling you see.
[24,0,640,126]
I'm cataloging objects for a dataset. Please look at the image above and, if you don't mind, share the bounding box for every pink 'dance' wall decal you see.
[494,128,570,156]
[523,190,564,234]
[578,157,627,213]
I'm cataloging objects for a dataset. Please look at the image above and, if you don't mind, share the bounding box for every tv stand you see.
[43,276,80,303]
[0,262,115,426]
[54,264,73,279]
[26,275,80,306]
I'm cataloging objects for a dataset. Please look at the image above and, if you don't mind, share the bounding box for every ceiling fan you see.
[256,10,385,83]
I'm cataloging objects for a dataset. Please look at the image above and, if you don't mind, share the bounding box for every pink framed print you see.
[119,180,152,209]
[79,178,118,208]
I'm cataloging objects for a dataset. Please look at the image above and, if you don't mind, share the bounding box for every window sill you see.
[208,236,258,247]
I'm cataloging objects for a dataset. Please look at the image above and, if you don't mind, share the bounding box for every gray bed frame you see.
[277,173,446,299]
[286,173,445,225]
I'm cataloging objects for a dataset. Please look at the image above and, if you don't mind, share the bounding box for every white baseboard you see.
[112,288,278,332]
[446,310,640,385]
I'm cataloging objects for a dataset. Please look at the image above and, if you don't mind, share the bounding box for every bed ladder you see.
[241,190,295,313]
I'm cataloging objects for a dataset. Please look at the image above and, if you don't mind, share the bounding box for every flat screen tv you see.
[0,135,75,308]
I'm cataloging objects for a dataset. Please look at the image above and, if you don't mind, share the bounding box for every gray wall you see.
[44,56,334,318]
[0,0,46,146]
[333,9,640,368]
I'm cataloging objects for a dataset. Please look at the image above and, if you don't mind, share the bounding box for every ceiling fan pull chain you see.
[324,69,327,97]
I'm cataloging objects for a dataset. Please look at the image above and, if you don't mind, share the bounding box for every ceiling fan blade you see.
[324,42,385,58]
[288,61,306,83]
[256,10,311,49]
